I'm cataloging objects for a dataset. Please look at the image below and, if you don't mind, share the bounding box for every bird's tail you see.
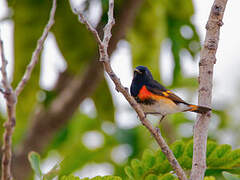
[186,104,211,114]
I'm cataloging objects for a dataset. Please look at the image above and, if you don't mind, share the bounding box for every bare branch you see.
[0,1,57,179]
[77,0,187,179]
[0,33,16,180]
[0,37,11,94]
[102,0,115,49]
[190,0,228,179]
[74,8,102,46]
[15,0,57,97]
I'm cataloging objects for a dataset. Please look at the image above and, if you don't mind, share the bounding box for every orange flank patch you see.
[138,85,171,102]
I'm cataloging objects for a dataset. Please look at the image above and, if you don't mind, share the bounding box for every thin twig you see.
[74,9,102,46]
[75,0,187,179]
[0,1,57,179]
[0,34,16,180]
[0,38,11,94]
[15,0,57,97]
[190,0,228,180]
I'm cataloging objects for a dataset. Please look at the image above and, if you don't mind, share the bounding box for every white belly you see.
[140,99,190,116]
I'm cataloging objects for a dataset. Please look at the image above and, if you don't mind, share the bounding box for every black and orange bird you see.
[130,66,211,123]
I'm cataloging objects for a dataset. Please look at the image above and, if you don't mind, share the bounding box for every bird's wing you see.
[146,80,188,104]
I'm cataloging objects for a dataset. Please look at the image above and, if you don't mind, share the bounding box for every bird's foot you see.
[158,115,166,126]
[155,127,161,134]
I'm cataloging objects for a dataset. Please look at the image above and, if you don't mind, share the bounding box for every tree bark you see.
[190,0,228,179]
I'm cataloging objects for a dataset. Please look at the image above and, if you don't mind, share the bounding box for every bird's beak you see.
[134,69,142,74]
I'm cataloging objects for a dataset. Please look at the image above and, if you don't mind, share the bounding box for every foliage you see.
[125,140,240,179]
[61,175,122,180]
[223,172,240,180]
[28,151,60,180]
[29,139,240,179]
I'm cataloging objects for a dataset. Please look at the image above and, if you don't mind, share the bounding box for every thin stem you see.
[15,0,57,97]
[0,33,16,180]
[75,0,187,179]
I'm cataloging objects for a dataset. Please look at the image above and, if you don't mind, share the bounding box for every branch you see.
[14,0,57,97]
[0,33,17,180]
[75,1,187,180]
[190,0,228,179]
[0,1,57,179]
[12,0,145,178]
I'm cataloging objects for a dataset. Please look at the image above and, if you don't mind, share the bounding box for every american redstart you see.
[130,66,211,123]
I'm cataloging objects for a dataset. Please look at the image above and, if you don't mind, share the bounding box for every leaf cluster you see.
[29,139,240,180]
[125,140,240,179]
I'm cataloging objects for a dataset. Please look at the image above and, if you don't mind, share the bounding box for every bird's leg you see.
[158,115,166,126]
[144,112,148,118]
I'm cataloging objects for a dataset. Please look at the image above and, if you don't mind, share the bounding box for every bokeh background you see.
[0,0,240,179]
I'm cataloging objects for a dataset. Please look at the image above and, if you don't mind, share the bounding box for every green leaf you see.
[124,166,135,179]
[207,141,218,158]
[159,173,177,180]
[60,175,122,180]
[124,139,240,178]
[171,140,185,159]
[28,151,42,178]
[142,149,156,170]
[92,176,122,180]
[223,172,240,180]
[225,149,240,168]
[204,177,216,180]
[185,140,193,158]
[60,175,80,180]
[145,174,158,180]
[208,144,232,167]
[131,159,144,178]
[43,164,60,180]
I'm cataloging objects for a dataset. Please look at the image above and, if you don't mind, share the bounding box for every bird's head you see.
[133,66,154,82]
[130,66,154,96]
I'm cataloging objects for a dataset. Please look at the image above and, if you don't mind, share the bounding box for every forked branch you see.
[74,0,187,179]
[0,0,57,179]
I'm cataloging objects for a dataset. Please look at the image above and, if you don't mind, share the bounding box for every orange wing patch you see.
[138,85,169,101]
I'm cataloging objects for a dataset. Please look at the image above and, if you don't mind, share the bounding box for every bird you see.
[130,66,211,123]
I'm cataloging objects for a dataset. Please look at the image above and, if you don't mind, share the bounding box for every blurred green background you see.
[0,0,240,179]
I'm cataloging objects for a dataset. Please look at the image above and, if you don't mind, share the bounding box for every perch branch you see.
[12,0,144,178]
[190,0,228,180]
[75,1,187,179]
[0,0,57,179]
[15,0,57,97]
